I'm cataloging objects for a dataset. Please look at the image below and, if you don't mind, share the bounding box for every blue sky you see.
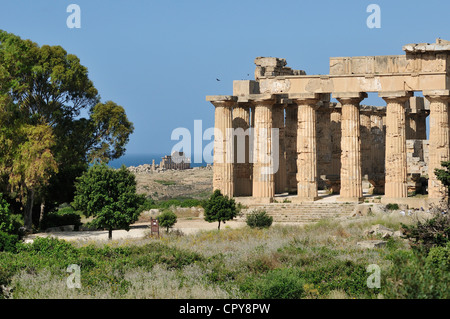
[1,0,449,158]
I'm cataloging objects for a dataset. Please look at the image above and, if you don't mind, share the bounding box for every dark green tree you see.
[0,30,134,228]
[435,161,450,196]
[72,164,144,240]
[157,210,177,233]
[203,190,237,230]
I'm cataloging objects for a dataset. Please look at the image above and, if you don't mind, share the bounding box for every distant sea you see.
[107,153,210,169]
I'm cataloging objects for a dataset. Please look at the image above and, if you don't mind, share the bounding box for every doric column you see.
[206,95,236,197]
[380,91,413,198]
[232,102,252,196]
[290,93,321,202]
[424,90,450,200]
[285,103,298,193]
[273,103,287,194]
[251,96,276,202]
[334,92,367,202]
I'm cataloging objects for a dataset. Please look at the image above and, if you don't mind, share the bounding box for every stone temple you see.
[206,39,450,209]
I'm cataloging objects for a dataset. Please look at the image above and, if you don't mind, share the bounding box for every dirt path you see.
[24,218,247,243]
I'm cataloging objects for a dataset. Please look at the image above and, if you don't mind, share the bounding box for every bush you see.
[0,231,19,252]
[402,212,450,251]
[246,210,273,229]
[242,269,305,299]
[426,242,450,270]
[386,203,399,210]
[384,249,450,298]
[39,206,82,231]
[157,210,177,232]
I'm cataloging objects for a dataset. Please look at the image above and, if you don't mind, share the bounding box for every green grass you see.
[1,212,448,299]
[154,179,177,186]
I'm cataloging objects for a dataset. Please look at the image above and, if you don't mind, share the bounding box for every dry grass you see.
[5,210,421,299]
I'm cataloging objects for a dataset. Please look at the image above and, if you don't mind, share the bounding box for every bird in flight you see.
[216,78,221,81]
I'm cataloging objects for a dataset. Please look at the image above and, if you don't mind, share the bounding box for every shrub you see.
[246,210,273,229]
[242,269,305,299]
[39,206,82,231]
[138,197,156,212]
[426,242,450,270]
[0,231,19,252]
[384,249,450,298]
[402,212,450,251]
[386,203,399,210]
[157,210,177,232]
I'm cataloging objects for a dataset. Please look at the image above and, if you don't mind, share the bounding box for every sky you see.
[1,0,449,160]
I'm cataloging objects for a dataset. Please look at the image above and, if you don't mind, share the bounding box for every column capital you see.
[236,101,252,109]
[206,95,237,108]
[333,92,368,104]
[247,94,277,106]
[379,91,413,102]
[423,90,450,101]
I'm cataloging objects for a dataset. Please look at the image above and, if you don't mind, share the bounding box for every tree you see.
[0,193,13,234]
[157,210,177,233]
[0,104,58,229]
[203,190,237,230]
[72,164,144,239]
[0,30,134,228]
[435,161,450,194]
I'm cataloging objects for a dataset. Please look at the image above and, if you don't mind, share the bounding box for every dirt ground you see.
[25,218,247,243]
[134,167,213,200]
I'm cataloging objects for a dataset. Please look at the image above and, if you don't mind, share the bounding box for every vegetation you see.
[157,210,178,232]
[39,204,82,231]
[386,203,399,210]
[203,190,238,230]
[246,210,273,229]
[0,210,449,299]
[154,180,176,186]
[72,164,144,239]
[0,30,134,231]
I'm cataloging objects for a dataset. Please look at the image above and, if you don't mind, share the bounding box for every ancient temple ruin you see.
[206,39,450,205]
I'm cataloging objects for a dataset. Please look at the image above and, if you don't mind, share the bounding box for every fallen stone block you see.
[357,240,387,249]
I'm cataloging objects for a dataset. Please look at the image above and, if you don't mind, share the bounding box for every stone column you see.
[380,91,412,199]
[291,93,321,202]
[206,95,236,197]
[285,103,298,193]
[252,96,276,202]
[273,103,287,194]
[233,102,252,196]
[334,92,367,202]
[424,90,450,200]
